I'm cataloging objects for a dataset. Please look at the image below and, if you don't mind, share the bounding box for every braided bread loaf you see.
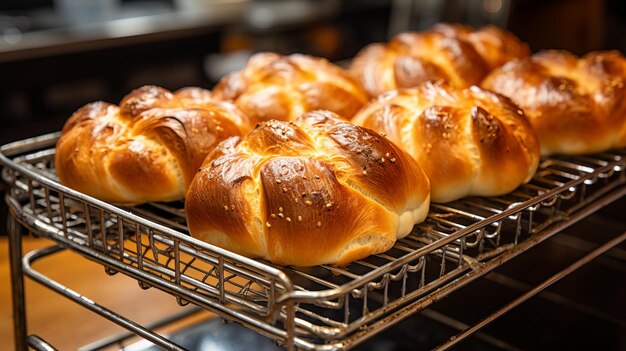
[185,111,430,266]
[212,52,370,123]
[482,50,626,155]
[352,81,540,203]
[55,85,250,204]
[350,23,529,97]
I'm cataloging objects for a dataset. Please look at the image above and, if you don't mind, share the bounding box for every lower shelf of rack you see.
[6,199,626,351]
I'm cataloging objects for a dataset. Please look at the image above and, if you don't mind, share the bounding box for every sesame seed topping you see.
[390,158,396,163]
[381,157,385,163]
[279,207,283,212]
[386,152,390,157]
[276,179,282,184]
[266,222,271,228]
[231,205,235,210]
[315,175,320,179]
[282,187,288,193]
[278,213,284,218]
[295,198,299,204]
[271,213,277,218]
[223,205,229,211]
[316,221,322,227]
[286,217,292,222]
[362,170,368,175]
[516,109,523,116]
[297,215,303,222]
[305,200,313,206]
[356,149,363,153]
[326,203,332,208]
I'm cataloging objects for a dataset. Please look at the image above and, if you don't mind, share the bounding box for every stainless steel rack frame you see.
[3,132,626,351]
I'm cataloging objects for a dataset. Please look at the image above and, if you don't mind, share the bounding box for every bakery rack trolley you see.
[2,132,626,351]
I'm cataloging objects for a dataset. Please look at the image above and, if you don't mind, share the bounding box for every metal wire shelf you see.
[2,132,626,351]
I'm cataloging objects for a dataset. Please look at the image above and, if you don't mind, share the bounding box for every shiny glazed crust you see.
[482,50,626,155]
[352,81,540,203]
[350,23,529,97]
[212,52,370,123]
[185,111,430,266]
[55,85,250,204]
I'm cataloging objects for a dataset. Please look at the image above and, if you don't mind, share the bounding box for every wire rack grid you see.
[2,132,626,350]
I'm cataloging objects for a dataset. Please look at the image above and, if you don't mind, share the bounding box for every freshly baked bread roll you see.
[350,23,529,97]
[482,50,626,155]
[212,52,369,123]
[186,111,430,266]
[352,81,540,203]
[56,85,250,204]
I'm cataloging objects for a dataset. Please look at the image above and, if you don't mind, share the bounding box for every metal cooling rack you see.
[3,132,626,351]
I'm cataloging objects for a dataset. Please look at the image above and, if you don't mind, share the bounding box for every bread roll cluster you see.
[56,86,249,204]
[350,23,529,97]
[482,50,626,155]
[352,82,540,202]
[54,23,626,265]
[212,52,369,123]
[186,111,430,266]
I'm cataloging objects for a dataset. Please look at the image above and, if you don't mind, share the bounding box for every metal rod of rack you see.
[77,307,204,351]
[435,230,626,351]
[419,310,524,351]
[7,212,27,351]
[26,335,58,351]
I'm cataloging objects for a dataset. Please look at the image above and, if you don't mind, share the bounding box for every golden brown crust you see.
[350,23,529,97]
[352,81,540,203]
[55,85,250,204]
[185,111,430,266]
[212,53,370,123]
[482,50,626,155]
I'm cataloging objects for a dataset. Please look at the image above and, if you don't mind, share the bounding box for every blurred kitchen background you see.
[0,0,625,231]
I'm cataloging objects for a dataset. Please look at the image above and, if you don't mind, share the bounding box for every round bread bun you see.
[212,52,370,123]
[185,110,430,266]
[482,50,626,155]
[352,81,540,203]
[350,23,529,97]
[55,85,250,204]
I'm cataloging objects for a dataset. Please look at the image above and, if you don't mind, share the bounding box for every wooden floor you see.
[0,235,211,350]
